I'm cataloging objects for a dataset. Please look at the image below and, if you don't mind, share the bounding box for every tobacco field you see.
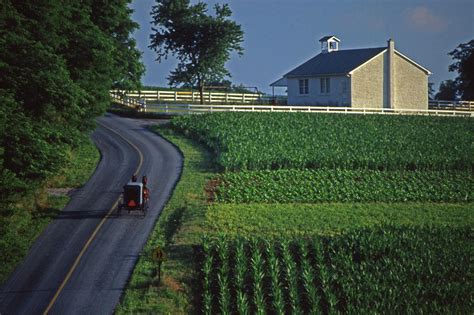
[199,227,473,314]
[215,169,473,203]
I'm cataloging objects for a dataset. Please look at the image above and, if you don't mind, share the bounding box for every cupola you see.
[319,35,340,53]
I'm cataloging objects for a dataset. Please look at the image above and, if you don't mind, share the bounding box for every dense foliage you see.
[448,39,474,100]
[199,227,473,314]
[215,169,473,203]
[171,112,473,171]
[0,1,143,213]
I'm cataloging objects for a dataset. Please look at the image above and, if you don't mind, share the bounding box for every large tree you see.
[448,39,474,100]
[435,80,457,100]
[149,0,244,104]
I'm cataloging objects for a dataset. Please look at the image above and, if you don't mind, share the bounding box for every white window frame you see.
[299,79,309,95]
[320,77,330,94]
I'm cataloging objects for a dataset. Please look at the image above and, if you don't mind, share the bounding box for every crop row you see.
[214,169,473,203]
[198,226,473,314]
[171,112,473,171]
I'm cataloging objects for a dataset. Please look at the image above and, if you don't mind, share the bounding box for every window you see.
[320,77,330,94]
[329,41,337,50]
[299,79,309,94]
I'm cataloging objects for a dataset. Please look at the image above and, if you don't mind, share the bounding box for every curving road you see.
[0,114,182,314]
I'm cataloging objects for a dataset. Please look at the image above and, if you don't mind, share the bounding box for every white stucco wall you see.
[287,76,350,106]
[350,52,385,109]
[393,53,428,110]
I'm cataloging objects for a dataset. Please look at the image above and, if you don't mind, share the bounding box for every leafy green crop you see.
[198,227,473,314]
[206,203,474,237]
[215,169,473,203]
[171,112,473,171]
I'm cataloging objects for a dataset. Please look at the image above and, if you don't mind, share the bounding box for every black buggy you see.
[118,175,150,216]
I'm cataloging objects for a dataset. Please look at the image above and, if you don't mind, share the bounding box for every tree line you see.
[0,1,144,212]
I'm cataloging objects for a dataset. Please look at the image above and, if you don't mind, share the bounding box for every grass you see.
[206,202,474,237]
[0,135,99,284]
[116,125,214,314]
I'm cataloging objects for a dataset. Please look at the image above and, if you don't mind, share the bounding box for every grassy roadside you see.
[116,125,213,314]
[0,135,99,284]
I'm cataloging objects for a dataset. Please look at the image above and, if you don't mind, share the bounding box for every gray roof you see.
[285,47,386,77]
[319,35,340,42]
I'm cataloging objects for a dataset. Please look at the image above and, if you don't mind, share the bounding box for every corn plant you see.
[312,239,338,314]
[250,238,266,315]
[264,239,285,314]
[297,240,320,314]
[234,238,250,315]
[216,236,231,314]
[280,240,302,315]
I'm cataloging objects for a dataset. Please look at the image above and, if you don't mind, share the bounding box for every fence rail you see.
[428,100,474,111]
[111,89,263,104]
[111,92,473,117]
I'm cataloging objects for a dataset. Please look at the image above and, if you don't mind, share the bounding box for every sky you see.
[130,0,474,94]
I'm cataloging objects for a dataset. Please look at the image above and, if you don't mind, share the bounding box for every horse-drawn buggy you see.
[118,175,150,216]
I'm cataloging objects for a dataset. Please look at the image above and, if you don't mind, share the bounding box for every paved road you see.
[0,114,182,314]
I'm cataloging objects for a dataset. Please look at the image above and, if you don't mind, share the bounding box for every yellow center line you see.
[43,121,144,314]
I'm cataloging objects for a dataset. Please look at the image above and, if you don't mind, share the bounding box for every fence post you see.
[225,93,228,103]
[157,90,160,100]
[174,91,177,102]
[242,94,245,103]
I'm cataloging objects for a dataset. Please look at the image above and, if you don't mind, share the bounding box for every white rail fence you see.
[110,91,473,117]
[111,89,263,104]
[428,100,474,111]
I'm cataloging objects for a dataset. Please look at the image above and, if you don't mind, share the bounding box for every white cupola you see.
[319,35,340,53]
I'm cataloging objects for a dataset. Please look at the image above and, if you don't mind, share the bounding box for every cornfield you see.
[171,112,473,172]
[198,226,473,314]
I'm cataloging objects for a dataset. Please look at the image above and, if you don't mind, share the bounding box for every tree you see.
[435,80,457,100]
[448,40,474,100]
[428,82,435,100]
[149,0,244,104]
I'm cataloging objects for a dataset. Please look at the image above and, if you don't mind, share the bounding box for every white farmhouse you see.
[271,36,431,109]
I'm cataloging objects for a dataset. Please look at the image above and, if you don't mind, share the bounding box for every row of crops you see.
[171,112,473,171]
[199,226,472,314]
[215,169,473,203]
